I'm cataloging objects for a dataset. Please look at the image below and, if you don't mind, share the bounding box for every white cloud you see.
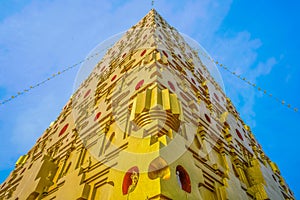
[0,0,130,90]
[156,0,232,42]
[253,57,277,77]
[208,30,278,126]
[210,31,262,75]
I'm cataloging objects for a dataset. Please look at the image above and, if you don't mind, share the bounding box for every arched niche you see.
[176,165,191,193]
[122,166,139,195]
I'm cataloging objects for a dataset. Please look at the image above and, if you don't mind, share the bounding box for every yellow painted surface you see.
[0,9,294,200]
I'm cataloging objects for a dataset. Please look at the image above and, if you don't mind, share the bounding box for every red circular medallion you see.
[59,124,69,136]
[84,89,91,98]
[140,50,147,57]
[135,80,144,90]
[94,112,102,121]
[111,75,117,82]
[168,81,175,91]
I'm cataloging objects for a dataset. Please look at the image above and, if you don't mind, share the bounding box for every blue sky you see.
[0,0,299,197]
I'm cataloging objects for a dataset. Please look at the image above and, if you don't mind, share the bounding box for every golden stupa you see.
[0,9,294,200]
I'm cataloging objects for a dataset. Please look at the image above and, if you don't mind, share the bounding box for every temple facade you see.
[0,9,294,200]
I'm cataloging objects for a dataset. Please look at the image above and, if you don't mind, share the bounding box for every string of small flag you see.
[197,50,298,112]
[0,51,103,106]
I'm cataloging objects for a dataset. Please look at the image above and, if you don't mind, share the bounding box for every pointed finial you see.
[151,0,155,7]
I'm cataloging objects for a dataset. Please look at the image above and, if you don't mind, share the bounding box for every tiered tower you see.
[0,9,294,200]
